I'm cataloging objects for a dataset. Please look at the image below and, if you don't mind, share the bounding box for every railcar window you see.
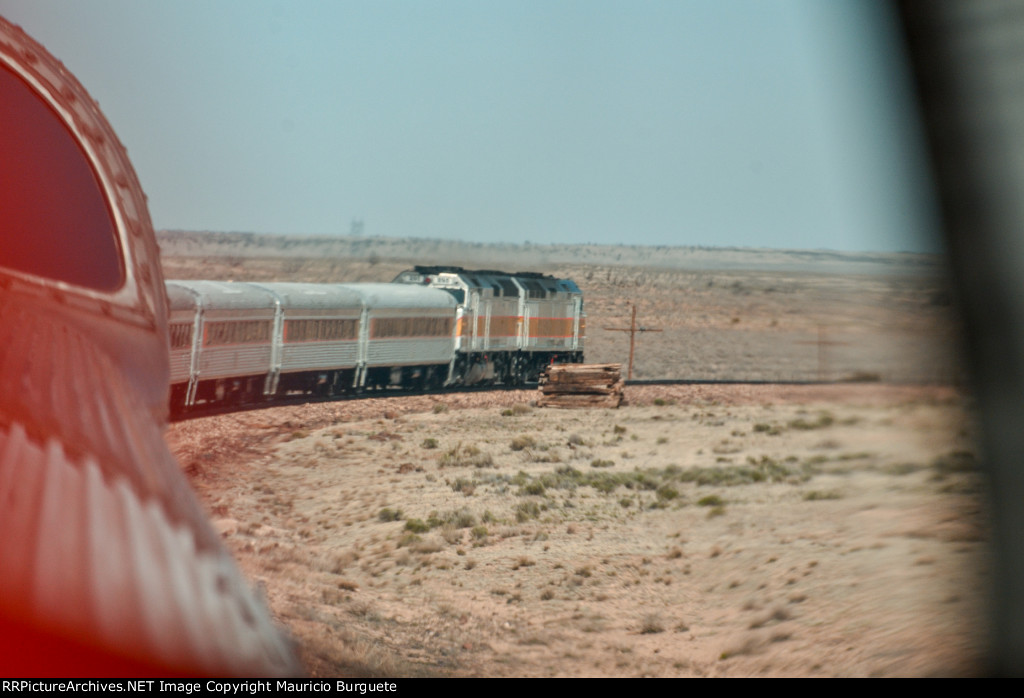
[372,316,454,339]
[205,320,271,346]
[169,323,193,349]
[0,63,124,291]
[441,288,465,304]
[285,318,358,342]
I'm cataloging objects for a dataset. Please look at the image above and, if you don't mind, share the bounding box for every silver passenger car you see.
[340,283,457,389]
[166,280,278,407]
[252,282,364,396]
[166,281,201,401]
[166,280,459,410]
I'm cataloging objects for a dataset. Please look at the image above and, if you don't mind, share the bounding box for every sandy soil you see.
[162,242,985,676]
[167,384,987,677]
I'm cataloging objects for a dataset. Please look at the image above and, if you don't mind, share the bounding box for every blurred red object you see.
[0,16,299,676]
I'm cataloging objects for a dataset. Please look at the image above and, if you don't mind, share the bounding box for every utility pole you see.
[794,324,850,381]
[604,304,662,380]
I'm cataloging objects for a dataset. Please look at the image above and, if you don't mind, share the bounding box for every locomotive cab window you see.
[441,288,465,304]
[0,62,124,291]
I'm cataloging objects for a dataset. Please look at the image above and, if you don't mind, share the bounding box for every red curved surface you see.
[0,16,300,677]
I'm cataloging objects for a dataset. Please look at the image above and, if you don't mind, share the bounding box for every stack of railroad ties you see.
[537,363,625,408]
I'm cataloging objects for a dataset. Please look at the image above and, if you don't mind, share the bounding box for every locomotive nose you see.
[0,16,299,676]
[0,18,170,423]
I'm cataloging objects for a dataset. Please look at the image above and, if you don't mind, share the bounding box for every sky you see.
[0,0,941,253]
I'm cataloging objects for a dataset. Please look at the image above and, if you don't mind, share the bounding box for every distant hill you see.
[156,230,943,276]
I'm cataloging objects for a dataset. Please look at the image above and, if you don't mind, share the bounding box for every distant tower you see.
[350,218,364,237]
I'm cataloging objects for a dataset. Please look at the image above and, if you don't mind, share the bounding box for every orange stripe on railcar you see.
[528,317,576,338]
[475,315,522,337]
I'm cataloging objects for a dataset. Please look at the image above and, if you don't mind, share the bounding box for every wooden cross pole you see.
[603,304,662,380]
[794,324,851,381]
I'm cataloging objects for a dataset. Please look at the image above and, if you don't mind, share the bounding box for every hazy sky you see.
[0,0,940,252]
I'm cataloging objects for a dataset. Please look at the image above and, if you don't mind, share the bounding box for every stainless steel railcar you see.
[166,280,457,411]
[350,283,457,390]
[265,282,364,396]
[166,269,584,411]
[167,280,279,407]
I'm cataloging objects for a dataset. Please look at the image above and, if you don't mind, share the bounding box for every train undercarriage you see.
[171,349,585,415]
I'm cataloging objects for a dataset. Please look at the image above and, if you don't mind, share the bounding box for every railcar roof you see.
[249,282,363,310]
[163,280,279,310]
[165,281,200,311]
[340,282,457,310]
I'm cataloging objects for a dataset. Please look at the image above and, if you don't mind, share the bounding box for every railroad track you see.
[169,381,537,422]
[169,377,845,422]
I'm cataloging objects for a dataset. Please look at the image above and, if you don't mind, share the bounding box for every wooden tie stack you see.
[537,363,624,408]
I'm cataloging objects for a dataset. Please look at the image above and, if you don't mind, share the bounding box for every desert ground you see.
[161,235,986,677]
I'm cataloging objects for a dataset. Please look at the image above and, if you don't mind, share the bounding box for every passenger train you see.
[166,267,585,413]
[0,14,582,675]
